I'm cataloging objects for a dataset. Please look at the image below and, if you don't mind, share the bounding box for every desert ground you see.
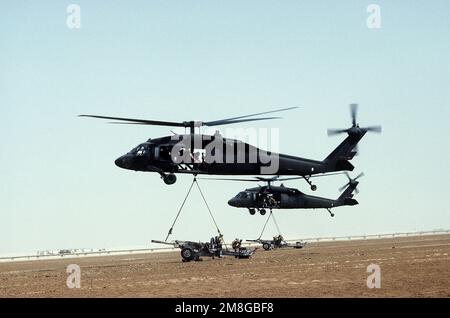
[0,234,449,297]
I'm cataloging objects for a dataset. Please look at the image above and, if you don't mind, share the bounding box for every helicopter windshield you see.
[128,146,139,154]
[129,144,151,156]
[236,192,249,199]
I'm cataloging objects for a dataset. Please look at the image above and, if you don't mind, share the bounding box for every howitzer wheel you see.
[262,242,271,251]
[181,247,195,261]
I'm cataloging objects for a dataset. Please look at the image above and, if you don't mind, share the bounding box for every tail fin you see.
[325,103,381,162]
[324,133,365,162]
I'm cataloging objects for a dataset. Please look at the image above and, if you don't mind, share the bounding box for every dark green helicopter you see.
[79,104,380,190]
[224,172,364,216]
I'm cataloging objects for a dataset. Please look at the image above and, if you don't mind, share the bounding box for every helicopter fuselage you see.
[114,134,355,183]
[227,185,358,211]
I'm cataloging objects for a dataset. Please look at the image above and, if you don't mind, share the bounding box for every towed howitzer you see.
[152,237,255,262]
[247,236,306,251]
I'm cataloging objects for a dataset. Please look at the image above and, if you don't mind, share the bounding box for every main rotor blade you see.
[277,172,345,182]
[255,176,280,182]
[78,115,186,127]
[354,172,365,180]
[205,116,282,127]
[80,106,299,129]
[197,177,261,182]
[204,106,298,126]
[350,103,358,126]
[268,177,303,182]
[310,172,347,178]
[199,172,345,183]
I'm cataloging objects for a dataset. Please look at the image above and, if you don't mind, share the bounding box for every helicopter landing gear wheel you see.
[326,208,335,217]
[259,209,266,216]
[303,176,317,191]
[163,173,177,185]
[249,208,256,215]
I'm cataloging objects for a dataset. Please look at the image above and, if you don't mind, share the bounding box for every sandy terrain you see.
[0,234,449,297]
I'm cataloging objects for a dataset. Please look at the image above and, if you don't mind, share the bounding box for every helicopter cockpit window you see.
[237,192,248,199]
[128,146,139,155]
[136,146,145,156]
[130,144,151,156]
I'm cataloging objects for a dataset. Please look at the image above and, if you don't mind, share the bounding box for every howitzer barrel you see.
[151,239,179,247]
[246,239,262,243]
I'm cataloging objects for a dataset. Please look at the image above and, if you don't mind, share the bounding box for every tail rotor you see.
[327,103,382,138]
[339,172,364,194]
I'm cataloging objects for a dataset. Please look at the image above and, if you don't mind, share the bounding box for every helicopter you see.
[223,172,363,216]
[79,104,380,190]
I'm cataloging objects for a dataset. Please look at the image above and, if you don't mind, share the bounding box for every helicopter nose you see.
[228,198,238,207]
[115,156,124,168]
[115,155,132,169]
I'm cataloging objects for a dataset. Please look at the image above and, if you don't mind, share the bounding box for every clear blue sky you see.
[1,1,449,255]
